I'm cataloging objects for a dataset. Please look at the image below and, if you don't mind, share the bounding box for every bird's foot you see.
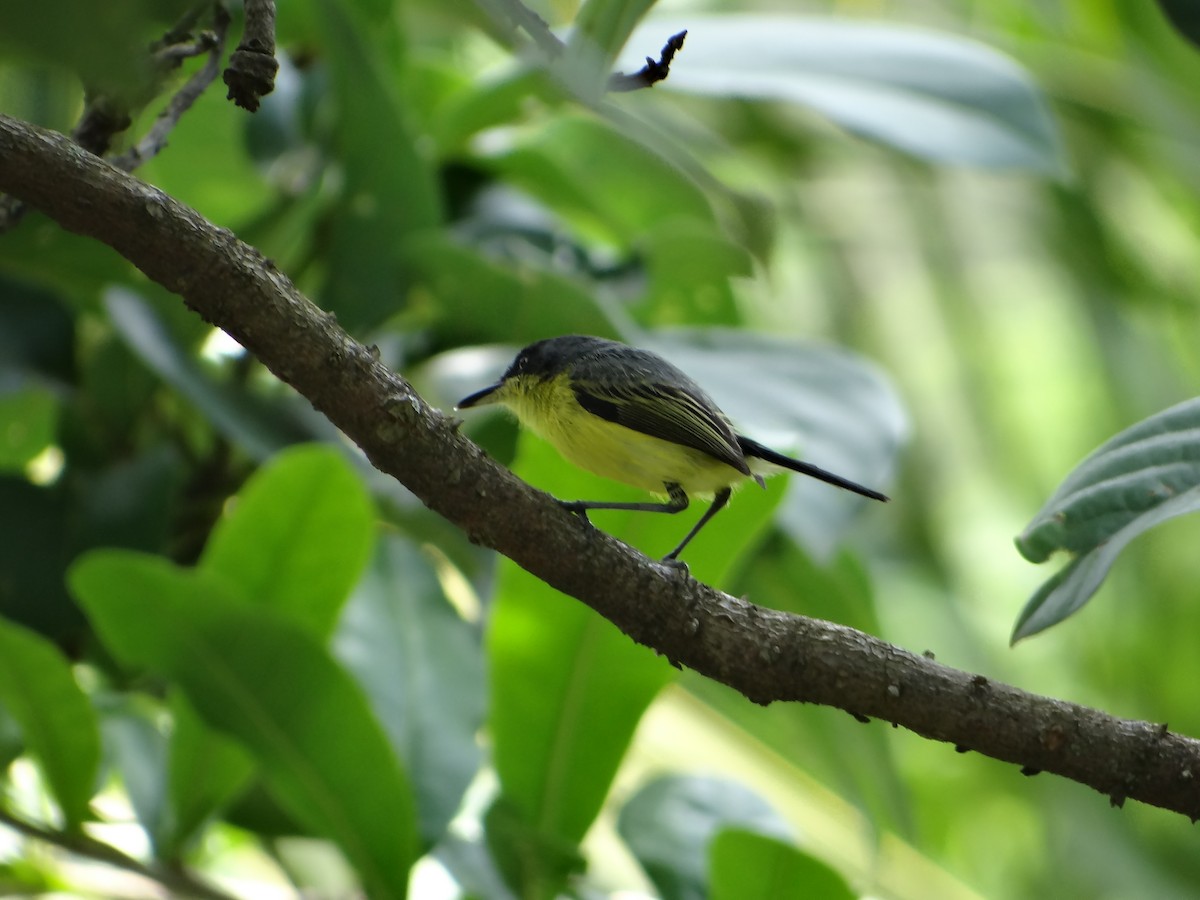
[557,500,592,525]
[659,555,690,577]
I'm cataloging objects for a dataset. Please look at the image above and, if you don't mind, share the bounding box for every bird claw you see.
[659,556,690,577]
[557,500,592,525]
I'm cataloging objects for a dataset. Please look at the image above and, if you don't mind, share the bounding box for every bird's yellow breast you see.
[501,374,748,497]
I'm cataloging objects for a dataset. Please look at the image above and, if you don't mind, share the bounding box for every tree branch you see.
[111,10,229,172]
[1,113,1198,821]
[0,806,239,900]
[607,30,687,92]
[223,0,278,111]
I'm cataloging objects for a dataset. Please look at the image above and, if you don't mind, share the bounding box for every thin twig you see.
[223,0,279,111]
[154,30,221,68]
[505,0,566,59]
[607,30,687,92]
[77,2,225,161]
[111,9,229,172]
[0,806,240,900]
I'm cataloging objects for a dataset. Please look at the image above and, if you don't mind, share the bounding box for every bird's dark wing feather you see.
[573,381,751,475]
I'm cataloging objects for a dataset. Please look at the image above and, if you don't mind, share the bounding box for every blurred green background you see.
[2,0,1199,897]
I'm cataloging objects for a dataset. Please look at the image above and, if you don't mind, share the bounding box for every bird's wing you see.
[572,381,751,476]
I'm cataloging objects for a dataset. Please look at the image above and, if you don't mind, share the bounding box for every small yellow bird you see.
[458,335,888,561]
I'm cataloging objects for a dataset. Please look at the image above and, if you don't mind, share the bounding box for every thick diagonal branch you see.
[1,113,1198,821]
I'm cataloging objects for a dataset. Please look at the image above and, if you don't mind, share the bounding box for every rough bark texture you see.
[2,113,1198,820]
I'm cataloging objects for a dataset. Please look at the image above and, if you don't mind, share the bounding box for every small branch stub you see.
[224,0,279,111]
[608,30,687,92]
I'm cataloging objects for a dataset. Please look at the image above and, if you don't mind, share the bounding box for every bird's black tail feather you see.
[738,436,889,502]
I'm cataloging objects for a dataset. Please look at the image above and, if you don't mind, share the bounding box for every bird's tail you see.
[738,436,889,502]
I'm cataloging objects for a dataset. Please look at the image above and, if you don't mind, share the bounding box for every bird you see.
[457,335,888,562]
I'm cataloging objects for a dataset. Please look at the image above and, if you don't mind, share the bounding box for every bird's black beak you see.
[456,383,503,410]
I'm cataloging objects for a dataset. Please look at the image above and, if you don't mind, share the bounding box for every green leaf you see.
[712,538,912,836]
[333,535,485,844]
[403,234,615,345]
[486,115,717,245]
[649,330,903,559]
[97,693,169,846]
[433,68,550,154]
[0,223,130,309]
[484,795,585,898]
[487,478,675,849]
[638,221,749,326]
[1013,398,1200,641]
[0,617,100,829]
[617,774,793,900]
[135,71,274,227]
[0,0,190,103]
[315,0,443,331]
[1156,0,1200,49]
[0,477,81,642]
[433,831,519,900]
[104,289,296,461]
[0,275,75,381]
[201,444,375,637]
[0,385,58,472]
[162,694,254,857]
[621,15,1069,176]
[173,465,353,886]
[709,829,855,900]
[0,703,24,772]
[71,551,419,898]
[66,445,186,561]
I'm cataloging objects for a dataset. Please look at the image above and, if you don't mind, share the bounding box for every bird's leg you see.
[663,487,732,562]
[558,483,690,518]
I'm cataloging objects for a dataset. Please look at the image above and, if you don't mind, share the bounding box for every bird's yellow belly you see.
[510,384,745,497]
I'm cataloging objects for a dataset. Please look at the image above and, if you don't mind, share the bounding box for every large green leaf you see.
[71,552,419,898]
[709,829,855,900]
[0,222,131,308]
[315,0,443,331]
[0,275,75,381]
[488,539,673,845]
[402,234,615,346]
[0,477,80,641]
[487,116,716,245]
[333,534,485,844]
[164,446,373,852]
[1156,0,1200,49]
[104,289,299,461]
[201,443,375,637]
[1013,398,1200,641]
[0,617,100,829]
[486,440,679,890]
[711,537,912,837]
[619,15,1068,176]
[0,0,191,102]
[617,774,793,900]
[97,693,169,847]
[162,694,254,857]
[135,70,273,228]
[0,385,57,472]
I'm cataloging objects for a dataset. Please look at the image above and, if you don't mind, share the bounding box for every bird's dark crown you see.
[504,335,617,380]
